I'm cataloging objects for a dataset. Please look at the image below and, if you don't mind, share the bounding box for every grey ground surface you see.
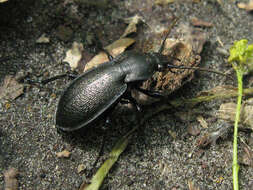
[0,0,253,189]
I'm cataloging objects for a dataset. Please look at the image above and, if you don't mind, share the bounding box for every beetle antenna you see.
[158,17,179,54]
[167,65,233,79]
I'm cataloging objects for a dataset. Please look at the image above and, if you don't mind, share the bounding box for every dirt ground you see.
[0,0,253,189]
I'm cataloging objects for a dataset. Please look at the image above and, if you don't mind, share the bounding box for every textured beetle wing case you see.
[56,62,127,131]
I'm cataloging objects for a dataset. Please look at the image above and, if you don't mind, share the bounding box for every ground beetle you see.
[55,29,228,132]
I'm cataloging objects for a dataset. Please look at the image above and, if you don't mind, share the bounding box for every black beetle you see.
[55,31,228,132]
[56,50,175,131]
[55,28,186,132]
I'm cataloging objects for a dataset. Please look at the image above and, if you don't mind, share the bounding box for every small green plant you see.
[228,39,253,190]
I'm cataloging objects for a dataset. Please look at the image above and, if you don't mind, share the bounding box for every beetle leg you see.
[122,92,142,112]
[25,72,78,85]
[102,49,114,61]
[40,73,78,84]
[94,33,114,61]
[158,17,179,54]
[135,87,165,99]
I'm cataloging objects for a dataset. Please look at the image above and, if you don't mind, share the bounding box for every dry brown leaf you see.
[36,34,50,43]
[4,168,19,190]
[190,17,213,27]
[218,98,253,128]
[242,98,253,128]
[218,102,237,121]
[84,38,135,71]
[121,15,142,38]
[0,75,24,100]
[237,0,253,11]
[63,42,84,70]
[197,115,208,128]
[56,150,71,158]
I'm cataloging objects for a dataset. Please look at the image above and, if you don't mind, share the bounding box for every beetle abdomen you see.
[56,62,127,131]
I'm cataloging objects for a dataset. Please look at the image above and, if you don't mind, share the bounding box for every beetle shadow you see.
[58,118,109,149]
[57,104,136,151]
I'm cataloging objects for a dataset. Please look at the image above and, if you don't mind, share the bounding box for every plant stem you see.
[233,68,243,190]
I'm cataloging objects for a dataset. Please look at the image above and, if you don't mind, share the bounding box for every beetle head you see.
[148,52,178,72]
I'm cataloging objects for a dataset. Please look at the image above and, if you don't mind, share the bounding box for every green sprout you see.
[228,39,253,190]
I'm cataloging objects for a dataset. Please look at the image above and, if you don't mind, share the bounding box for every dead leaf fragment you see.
[105,38,135,56]
[56,150,71,158]
[4,168,19,190]
[218,98,253,128]
[218,102,237,121]
[237,0,253,11]
[240,139,253,167]
[0,75,24,100]
[121,15,142,38]
[155,0,174,5]
[77,164,86,173]
[63,42,84,70]
[36,34,50,43]
[242,98,253,128]
[84,37,135,71]
[190,17,213,27]
[197,115,208,128]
